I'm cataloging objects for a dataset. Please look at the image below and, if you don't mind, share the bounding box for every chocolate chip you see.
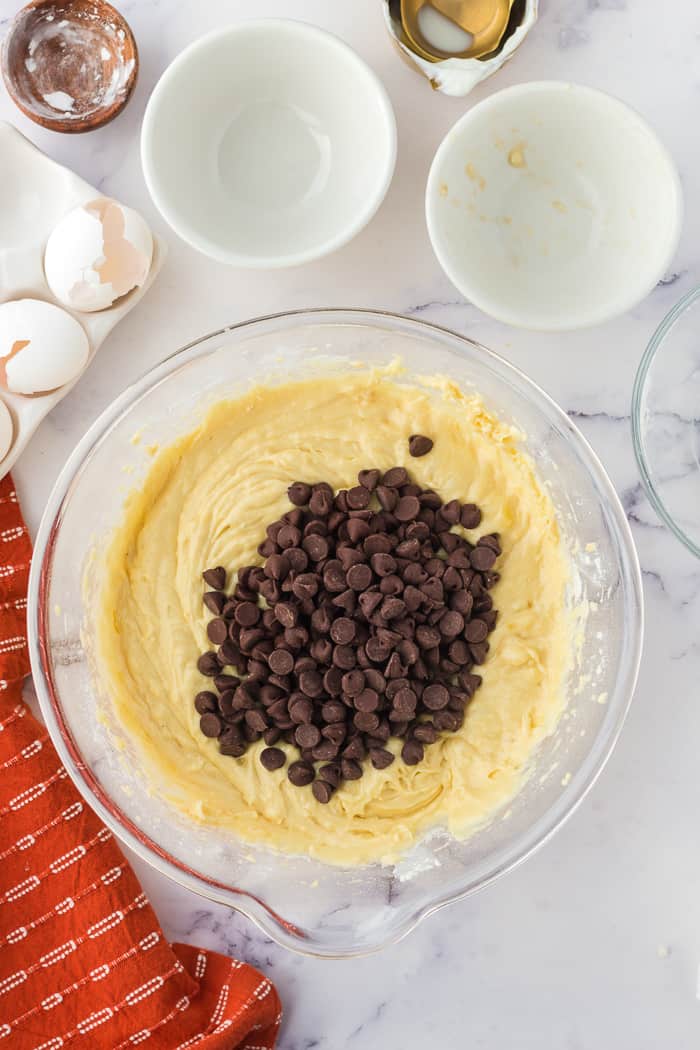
[204,591,226,616]
[295,723,321,749]
[289,696,313,724]
[195,691,218,714]
[342,669,365,696]
[381,597,406,621]
[288,761,315,787]
[312,779,335,803]
[364,668,386,693]
[347,485,371,510]
[448,639,471,664]
[346,518,371,543]
[385,652,406,680]
[267,649,294,676]
[469,642,489,665]
[265,553,291,580]
[439,611,464,638]
[433,710,462,732]
[309,487,333,517]
[403,563,428,585]
[333,644,356,670]
[217,690,235,719]
[275,602,298,629]
[317,762,341,788]
[408,434,434,457]
[322,723,347,747]
[444,499,463,525]
[206,617,227,645]
[323,560,346,592]
[395,495,420,522]
[376,485,398,512]
[203,566,226,590]
[470,546,497,571]
[310,637,332,664]
[359,590,383,618]
[234,602,260,627]
[358,469,381,490]
[276,525,300,550]
[288,482,311,506]
[199,712,223,738]
[260,746,286,771]
[415,625,440,650]
[323,667,343,696]
[401,739,424,765]
[322,700,346,723]
[370,747,395,769]
[449,590,473,617]
[330,616,356,644]
[342,736,366,762]
[369,553,395,577]
[245,709,268,733]
[296,669,322,698]
[413,722,439,744]
[303,534,329,562]
[337,547,364,570]
[459,503,481,529]
[464,618,488,643]
[422,684,450,710]
[355,688,379,712]
[197,652,220,676]
[479,533,501,554]
[346,563,372,591]
[392,686,417,716]
[215,673,239,693]
[341,758,363,781]
[383,467,408,487]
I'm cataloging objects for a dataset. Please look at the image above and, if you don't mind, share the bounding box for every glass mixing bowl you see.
[28,310,643,957]
[632,286,700,557]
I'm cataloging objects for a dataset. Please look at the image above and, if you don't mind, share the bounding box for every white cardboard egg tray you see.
[0,121,165,478]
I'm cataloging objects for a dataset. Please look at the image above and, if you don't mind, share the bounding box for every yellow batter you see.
[96,367,571,866]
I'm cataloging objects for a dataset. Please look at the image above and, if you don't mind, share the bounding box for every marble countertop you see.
[2,0,700,1045]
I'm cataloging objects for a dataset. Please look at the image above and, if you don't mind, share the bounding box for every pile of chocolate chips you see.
[194,445,501,804]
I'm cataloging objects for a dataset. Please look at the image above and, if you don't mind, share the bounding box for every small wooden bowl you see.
[1,0,138,133]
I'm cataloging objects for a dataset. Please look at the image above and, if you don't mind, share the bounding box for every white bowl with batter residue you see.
[426,81,683,330]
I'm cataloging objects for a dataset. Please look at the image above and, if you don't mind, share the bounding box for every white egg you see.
[0,400,14,462]
[44,198,153,313]
[0,299,90,397]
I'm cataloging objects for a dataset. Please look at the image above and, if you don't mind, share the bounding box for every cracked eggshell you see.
[382,0,538,97]
[44,198,153,313]
[0,299,90,396]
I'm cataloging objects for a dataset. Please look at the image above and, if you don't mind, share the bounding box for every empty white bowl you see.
[141,20,397,268]
[426,81,683,330]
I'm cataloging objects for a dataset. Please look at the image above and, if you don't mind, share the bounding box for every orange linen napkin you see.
[0,474,282,1049]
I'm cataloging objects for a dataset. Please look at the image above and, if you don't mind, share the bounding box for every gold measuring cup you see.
[400,0,515,61]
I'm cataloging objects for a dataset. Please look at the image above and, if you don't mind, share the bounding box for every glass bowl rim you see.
[27,307,644,957]
[632,284,700,559]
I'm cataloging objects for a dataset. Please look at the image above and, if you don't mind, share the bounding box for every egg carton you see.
[0,121,165,478]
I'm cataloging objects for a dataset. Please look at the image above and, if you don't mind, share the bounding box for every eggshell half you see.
[44,198,153,313]
[0,299,90,396]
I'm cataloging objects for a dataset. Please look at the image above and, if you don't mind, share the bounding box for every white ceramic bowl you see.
[141,20,397,268]
[426,81,683,330]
